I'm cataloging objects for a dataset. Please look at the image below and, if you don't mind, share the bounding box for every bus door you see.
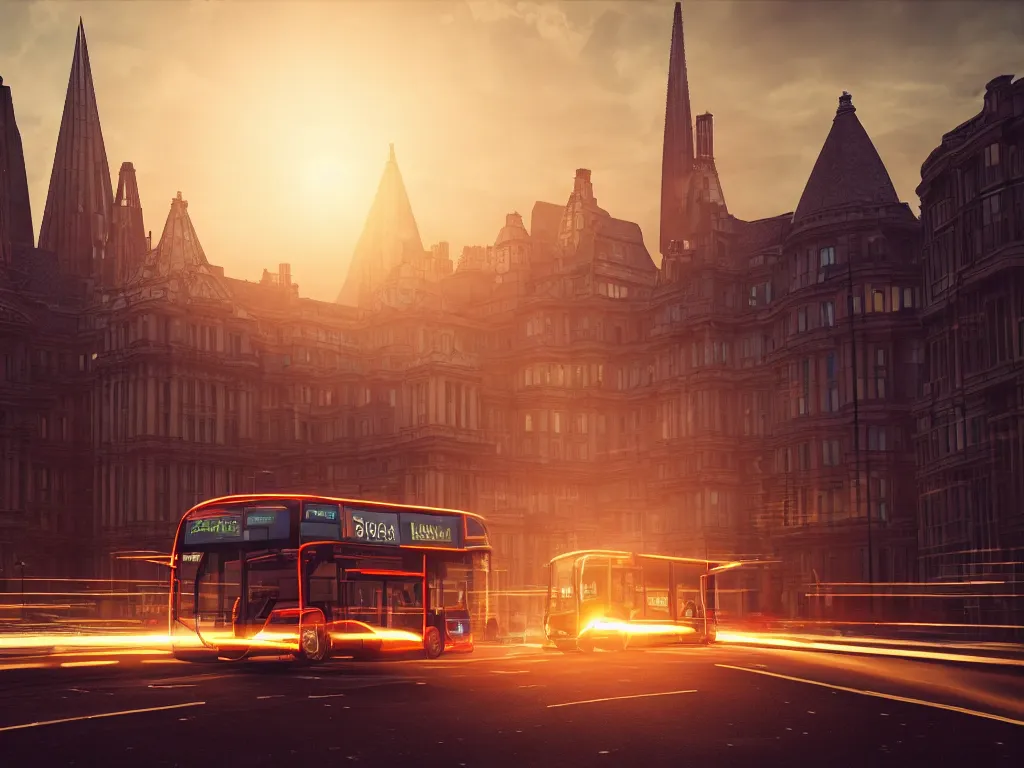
[188,550,241,642]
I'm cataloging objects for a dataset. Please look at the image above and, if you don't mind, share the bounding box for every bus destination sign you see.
[303,503,339,523]
[244,507,290,541]
[401,513,460,549]
[184,513,243,545]
[346,507,399,545]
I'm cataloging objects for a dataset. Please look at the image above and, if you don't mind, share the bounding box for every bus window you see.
[194,551,241,631]
[609,564,639,620]
[345,580,383,627]
[549,559,575,614]
[643,561,671,620]
[388,581,424,633]
[674,563,703,620]
[578,556,610,604]
[443,561,471,612]
[246,552,299,621]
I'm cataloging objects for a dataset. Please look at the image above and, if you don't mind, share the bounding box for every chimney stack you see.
[695,113,714,159]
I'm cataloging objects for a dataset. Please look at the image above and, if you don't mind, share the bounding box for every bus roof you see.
[182,493,486,522]
[545,549,737,568]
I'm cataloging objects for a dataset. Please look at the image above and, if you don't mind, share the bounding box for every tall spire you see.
[659,1,694,256]
[336,144,425,307]
[107,161,147,285]
[38,19,114,281]
[793,92,900,224]
[0,75,34,275]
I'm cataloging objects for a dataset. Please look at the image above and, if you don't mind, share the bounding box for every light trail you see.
[60,660,119,668]
[0,701,206,733]
[547,689,697,709]
[718,632,1024,667]
[716,664,1024,727]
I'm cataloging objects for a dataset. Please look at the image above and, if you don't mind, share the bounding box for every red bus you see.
[169,494,491,663]
[544,550,739,652]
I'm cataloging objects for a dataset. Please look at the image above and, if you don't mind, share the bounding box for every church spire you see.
[0,74,34,276]
[336,144,425,307]
[107,161,148,286]
[38,19,114,281]
[659,1,694,256]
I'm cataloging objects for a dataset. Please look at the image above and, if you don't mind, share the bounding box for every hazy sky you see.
[1,1,1021,300]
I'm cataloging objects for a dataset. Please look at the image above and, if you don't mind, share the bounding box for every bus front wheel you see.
[424,627,444,659]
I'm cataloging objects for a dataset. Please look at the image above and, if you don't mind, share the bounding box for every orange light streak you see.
[60,660,119,668]
[0,633,171,650]
[0,701,205,733]
[717,665,1024,727]
[547,689,697,708]
[717,631,1024,666]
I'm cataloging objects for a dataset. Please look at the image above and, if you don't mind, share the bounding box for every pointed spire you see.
[0,74,35,275]
[38,20,114,280]
[107,161,147,285]
[660,1,694,256]
[336,145,425,306]
[793,92,900,223]
[143,192,208,277]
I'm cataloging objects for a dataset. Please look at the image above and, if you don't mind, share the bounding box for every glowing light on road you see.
[0,701,206,733]
[548,689,697,708]
[59,660,119,668]
[717,664,1024,727]
[718,631,1024,667]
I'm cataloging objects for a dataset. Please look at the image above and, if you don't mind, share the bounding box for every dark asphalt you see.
[1,644,1022,766]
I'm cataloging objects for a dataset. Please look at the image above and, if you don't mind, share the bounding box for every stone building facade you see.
[1,7,1022,625]
[915,75,1024,624]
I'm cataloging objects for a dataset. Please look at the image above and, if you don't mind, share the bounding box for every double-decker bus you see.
[169,494,491,663]
[544,550,741,652]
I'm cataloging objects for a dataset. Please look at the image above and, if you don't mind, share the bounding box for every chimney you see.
[573,169,594,201]
[279,263,291,287]
[146,230,152,250]
[695,113,714,159]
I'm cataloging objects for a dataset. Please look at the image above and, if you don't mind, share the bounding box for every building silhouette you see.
[1,7,1022,627]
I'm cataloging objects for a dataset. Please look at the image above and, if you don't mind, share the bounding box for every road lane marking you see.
[148,684,196,689]
[0,701,206,733]
[716,665,1024,728]
[547,689,697,709]
[309,693,346,699]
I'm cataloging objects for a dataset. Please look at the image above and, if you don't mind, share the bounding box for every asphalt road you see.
[1,643,1022,766]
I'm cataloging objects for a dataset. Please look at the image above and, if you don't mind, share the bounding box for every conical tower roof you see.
[659,1,694,256]
[38,19,114,279]
[148,191,208,276]
[127,192,228,303]
[108,161,147,285]
[0,75,34,274]
[336,144,425,306]
[793,92,899,223]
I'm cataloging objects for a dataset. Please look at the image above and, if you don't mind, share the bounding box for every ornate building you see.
[1,7,1020,626]
[915,75,1024,624]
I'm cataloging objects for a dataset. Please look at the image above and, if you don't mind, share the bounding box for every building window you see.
[822,439,839,466]
[984,143,1000,167]
[819,246,835,267]
[524,413,533,432]
[821,301,835,328]
[798,307,808,333]
[875,348,888,399]
[872,290,885,313]
[749,286,757,307]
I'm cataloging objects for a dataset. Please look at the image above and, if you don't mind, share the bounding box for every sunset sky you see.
[1,0,1021,300]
